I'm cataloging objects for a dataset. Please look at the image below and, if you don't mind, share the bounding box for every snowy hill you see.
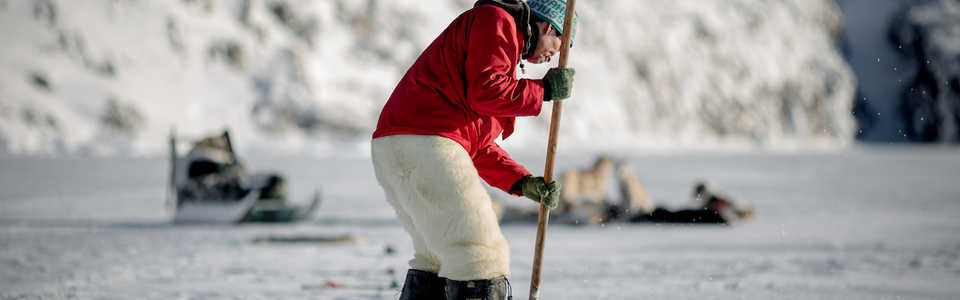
[0,0,856,156]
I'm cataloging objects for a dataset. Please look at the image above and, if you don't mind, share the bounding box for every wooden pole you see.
[529,0,577,299]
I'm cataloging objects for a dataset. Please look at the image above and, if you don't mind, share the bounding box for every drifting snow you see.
[0,0,855,155]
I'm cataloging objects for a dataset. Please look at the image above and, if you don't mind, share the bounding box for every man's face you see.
[528,22,562,64]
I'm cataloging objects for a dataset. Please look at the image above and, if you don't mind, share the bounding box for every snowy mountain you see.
[0,0,856,156]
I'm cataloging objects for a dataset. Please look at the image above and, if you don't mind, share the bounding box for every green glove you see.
[543,67,576,101]
[520,175,561,209]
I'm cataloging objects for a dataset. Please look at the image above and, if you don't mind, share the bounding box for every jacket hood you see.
[474,0,537,59]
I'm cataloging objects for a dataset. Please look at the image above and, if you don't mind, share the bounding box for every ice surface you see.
[0,0,856,156]
[2,147,959,299]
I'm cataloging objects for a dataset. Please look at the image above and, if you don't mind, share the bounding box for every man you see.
[371,0,578,298]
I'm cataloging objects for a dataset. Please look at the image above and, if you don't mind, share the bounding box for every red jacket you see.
[373,4,545,194]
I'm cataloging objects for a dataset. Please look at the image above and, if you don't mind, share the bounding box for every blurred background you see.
[1,0,958,299]
[1,0,957,155]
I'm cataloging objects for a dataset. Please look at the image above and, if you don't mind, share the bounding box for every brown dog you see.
[615,162,653,215]
[495,155,656,225]
[557,156,616,214]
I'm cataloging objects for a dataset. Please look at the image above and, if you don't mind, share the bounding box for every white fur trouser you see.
[372,135,510,280]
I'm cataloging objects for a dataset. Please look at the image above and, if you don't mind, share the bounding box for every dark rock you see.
[56,30,68,50]
[889,0,960,142]
[54,30,116,78]
[236,0,251,24]
[268,1,292,25]
[94,60,115,77]
[45,113,58,129]
[232,0,267,43]
[21,108,37,125]
[207,40,244,70]
[266,1,318,47]
[20,107,58,130]
[32,0,56,26]
[29,72,52,92]
[166,17,185,54]
[100,98,144,136]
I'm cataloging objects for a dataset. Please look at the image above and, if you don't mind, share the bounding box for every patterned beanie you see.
[526,0,579,46]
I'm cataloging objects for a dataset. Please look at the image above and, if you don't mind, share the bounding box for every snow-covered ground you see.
[2,147,959,299]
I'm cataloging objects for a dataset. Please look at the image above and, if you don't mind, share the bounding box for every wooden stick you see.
[529,0,577,299]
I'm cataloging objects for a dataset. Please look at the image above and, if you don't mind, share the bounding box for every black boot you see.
[444,276,512,300]
[399,269,446,300]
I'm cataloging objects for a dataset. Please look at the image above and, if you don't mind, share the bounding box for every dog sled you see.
[167,129,320,224]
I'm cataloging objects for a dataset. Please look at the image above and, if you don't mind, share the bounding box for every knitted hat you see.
[526,0,579,46]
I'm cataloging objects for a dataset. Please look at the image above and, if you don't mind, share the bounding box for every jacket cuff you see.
[509,175,532,196]
[541,78,552,101]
